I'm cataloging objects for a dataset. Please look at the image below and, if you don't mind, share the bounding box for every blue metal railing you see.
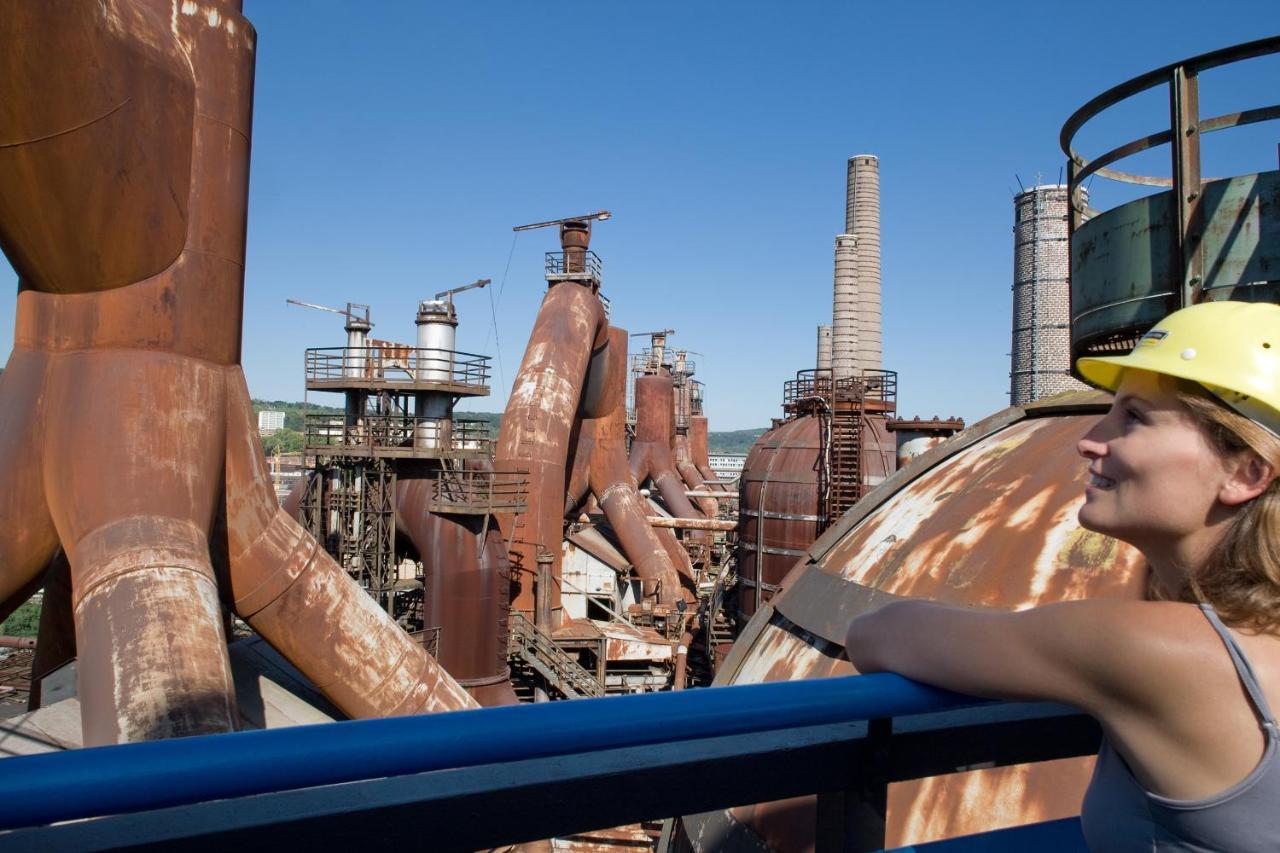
[0,674,978,830]
[0,674,1095,851]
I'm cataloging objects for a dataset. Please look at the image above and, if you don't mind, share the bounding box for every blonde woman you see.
[846,301,1280,852]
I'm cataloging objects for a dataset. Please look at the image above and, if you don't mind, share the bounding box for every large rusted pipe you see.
[396,470,517,707]
[0,1,476,743]
[630,376,709,548]
[224,377,478,717]
[674,432,719,516]
[495,222,609,618]
[584,329,684,604]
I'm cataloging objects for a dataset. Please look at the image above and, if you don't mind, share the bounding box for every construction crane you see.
[286,298,371,327]
[630,329,674,340]
[433,278,490,303]
[512,210,612,232]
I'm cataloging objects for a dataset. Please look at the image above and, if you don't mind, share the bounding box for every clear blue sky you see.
[2,3,1275,429]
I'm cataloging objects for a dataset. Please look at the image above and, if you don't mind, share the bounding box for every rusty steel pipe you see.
[0,636,36,650]
[585,329,685,603]
[495,222,609,617]
[0,0,475,743]
[646,517,739,531]
[674,433,719,517]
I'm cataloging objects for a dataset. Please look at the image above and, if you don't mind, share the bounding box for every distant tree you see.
[262,428,305,455]
[0,599,39,637]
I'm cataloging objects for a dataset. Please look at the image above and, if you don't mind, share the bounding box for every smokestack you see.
[831,235,858,380]
[846,155,882,374]
[816,324,833,372]
[1010,184,1088,405]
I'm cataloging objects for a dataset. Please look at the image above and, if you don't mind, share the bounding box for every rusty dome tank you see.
[736,415,822,622]
[735,370,896,623]
[687,394,1148,850]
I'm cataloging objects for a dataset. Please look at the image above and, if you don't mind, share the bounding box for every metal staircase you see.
[826,396,865,525]
[507,612,605,699]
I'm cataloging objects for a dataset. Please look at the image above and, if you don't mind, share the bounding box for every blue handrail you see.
[0,673,988,830]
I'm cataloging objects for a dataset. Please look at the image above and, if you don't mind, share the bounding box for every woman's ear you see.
[1219,452,1278,506]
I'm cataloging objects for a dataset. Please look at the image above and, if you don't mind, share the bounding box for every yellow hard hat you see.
[1076,301,1280,437]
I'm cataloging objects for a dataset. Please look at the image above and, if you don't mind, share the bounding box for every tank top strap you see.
[1200,603,1278,730]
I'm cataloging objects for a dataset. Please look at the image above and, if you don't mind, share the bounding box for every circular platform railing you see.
[1060,35,1280,363]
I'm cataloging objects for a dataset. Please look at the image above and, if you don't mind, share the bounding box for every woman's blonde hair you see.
[1161,380,1280,632]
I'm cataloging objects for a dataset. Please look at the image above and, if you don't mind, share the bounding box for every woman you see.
[845,300,1280,852]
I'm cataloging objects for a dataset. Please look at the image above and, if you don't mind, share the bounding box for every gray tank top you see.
[1080,603,1280,852]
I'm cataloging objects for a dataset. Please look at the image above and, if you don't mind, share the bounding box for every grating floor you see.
[0,650,33,716]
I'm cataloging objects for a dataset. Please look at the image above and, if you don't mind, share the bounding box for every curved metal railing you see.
[304,346,491,390]
[1060,35,1280,361]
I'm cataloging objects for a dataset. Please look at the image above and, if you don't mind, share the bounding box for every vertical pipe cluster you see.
[566,328,689,604]
[847,155,882,374]
[1010,185,1088,405]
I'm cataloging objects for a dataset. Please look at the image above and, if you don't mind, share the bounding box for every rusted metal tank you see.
[680,395,1147,850]
[496,221,610,621]
[0,0,475,744]
[736,408,897,624]
[735,416,823,623]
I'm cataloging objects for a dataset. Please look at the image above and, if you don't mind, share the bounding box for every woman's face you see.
[1076,370,1237,555]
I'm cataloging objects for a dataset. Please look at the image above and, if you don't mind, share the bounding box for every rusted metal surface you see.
[689,401,1148,849]
[675,432,719,517]
[496,221,609,619]
[734,417,824,623]
[630,375,709,548]
[646,517,738,531]
[0,1,475,744]
[689,416,728,492]
[397,469,518,706]
[0,638,35,651]
[885,417,965,470]
[568,328,687,604]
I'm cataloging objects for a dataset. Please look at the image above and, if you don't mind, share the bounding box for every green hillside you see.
[253,400,763,456]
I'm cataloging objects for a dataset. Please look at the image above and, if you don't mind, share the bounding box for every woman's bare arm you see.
[845,598,1186,721]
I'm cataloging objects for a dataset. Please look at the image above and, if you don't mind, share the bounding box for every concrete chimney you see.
[831,234,859,380]
[816,324,833,372]
[846,155,882,374]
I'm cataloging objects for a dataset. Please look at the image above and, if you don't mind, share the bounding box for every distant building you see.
[707,454,746,484]
[258,410,286,435]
